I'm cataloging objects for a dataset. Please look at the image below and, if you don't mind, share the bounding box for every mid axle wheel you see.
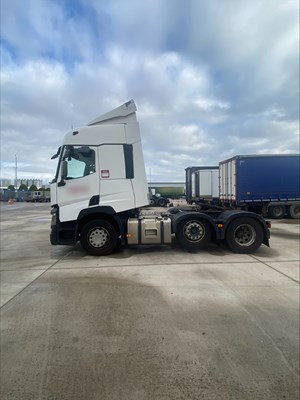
[176,219,211,250]
[268,205,285,219]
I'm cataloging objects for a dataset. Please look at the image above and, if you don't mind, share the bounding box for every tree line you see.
[7,184,50,191]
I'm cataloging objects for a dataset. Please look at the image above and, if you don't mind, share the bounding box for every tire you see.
[176,218,211,250]
[268,205,285,219]
[150,198,156,206]
[157,197,167,207]
[80,219,118,256]
[288,204,300,219]
[226,217,263,254]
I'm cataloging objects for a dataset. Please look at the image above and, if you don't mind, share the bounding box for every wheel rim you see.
[233,224,256,246]
[183,220,205,242]
[88,227,109,248]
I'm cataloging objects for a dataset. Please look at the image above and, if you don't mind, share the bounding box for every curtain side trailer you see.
[186,155,300,219]
[219,154,300,219]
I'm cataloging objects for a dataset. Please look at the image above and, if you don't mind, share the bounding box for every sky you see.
[1,0,299,184]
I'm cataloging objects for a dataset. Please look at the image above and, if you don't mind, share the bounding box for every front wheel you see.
[226,218,263,253]
[176,219,211,250]
[80,219,118,256]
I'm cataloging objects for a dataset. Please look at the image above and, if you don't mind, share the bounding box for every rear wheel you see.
[226,217,263,253]
[176,219,211,250]
[288,204,300,219]
[268,205,285,219]
[80,219,118,256]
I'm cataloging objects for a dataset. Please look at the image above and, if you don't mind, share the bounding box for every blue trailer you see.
[219,154,300,218]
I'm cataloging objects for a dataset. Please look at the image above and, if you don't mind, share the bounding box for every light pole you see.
[15,154,18,198]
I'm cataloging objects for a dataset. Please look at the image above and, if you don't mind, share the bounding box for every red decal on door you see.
[101,170,110,178]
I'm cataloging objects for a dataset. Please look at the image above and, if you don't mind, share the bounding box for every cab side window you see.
[63,146,95,179]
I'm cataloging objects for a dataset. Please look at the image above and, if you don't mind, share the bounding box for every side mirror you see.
[51,146,61,160]
[58,160,67,187]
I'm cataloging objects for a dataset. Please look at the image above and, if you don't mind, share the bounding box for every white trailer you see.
[186,166,219,204]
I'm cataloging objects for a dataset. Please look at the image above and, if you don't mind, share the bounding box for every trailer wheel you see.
[157,197,167,207]
[288,204,300,219]
[226,218,263,253]
[176,219,211,250]
[80,219,118,256]
[268,205,285,219]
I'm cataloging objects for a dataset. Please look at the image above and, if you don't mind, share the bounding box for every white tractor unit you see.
[50,100,270,256]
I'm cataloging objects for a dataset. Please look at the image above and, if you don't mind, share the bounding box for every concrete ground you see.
[0,202,299,400]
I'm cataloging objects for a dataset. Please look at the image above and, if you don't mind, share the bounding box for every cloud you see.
[0,0,299,184]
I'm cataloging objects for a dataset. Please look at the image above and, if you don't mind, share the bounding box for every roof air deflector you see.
[87,99,137,126]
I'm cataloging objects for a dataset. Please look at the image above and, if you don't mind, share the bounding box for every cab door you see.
[56,145,99,222]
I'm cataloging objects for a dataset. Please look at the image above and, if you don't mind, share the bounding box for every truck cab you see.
[50,100,150,247]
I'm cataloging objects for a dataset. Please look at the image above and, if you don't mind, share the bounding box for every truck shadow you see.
[110,242,234,259]
[268,228,300,240]
[64,239,277,261]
